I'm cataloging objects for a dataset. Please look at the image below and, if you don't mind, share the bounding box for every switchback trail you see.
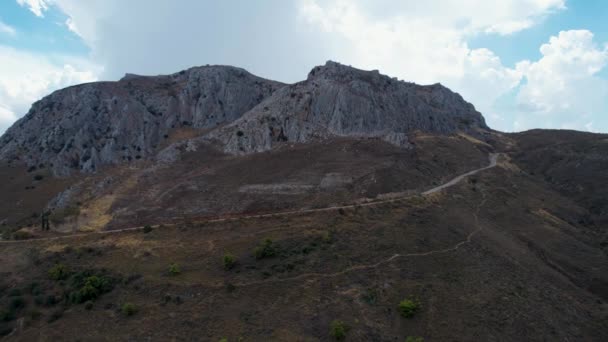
[0,153,499,245]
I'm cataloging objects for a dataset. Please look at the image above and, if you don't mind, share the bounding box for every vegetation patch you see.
[398,298,420,318]
[329,319,349,340]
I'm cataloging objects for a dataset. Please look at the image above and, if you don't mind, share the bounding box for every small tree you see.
[329,320,349,340]
[168,263,181,276]
[48,263,69,281]
[253,238,277,259]
[223,252,237,270]
[405,336,424,342]
[121,303,137,316]
[398,298,420,318]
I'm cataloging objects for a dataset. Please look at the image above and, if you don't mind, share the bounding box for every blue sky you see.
[1,0,607,134]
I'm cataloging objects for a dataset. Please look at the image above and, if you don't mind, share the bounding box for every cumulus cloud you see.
[514,30,608,131]
[6,0,608,133]
[297,0,529,129]
[0,45,100,133]
[16,0,51,17]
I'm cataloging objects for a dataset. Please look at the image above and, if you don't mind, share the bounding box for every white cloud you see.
[16,0,51,17]
[514,30,608,131]
[0,45,100,133]
[297,0,528,129]
[5,0,608,133]
[0,20,17,36]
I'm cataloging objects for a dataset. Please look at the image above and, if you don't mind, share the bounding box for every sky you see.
[1,0,607,134]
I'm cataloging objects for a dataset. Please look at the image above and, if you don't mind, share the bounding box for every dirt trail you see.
[0,153,499,245]
[233,191,488,288]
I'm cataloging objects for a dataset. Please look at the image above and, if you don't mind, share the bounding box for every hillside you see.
[0,63,606,341]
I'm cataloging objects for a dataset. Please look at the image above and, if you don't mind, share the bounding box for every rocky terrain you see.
[0,61,487,176]
[0,62,606,341]
[0,65,283,176]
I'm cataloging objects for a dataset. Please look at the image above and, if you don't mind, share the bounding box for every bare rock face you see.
[0,61,490,175]
[0,66,283,175]
[206,61,488,154]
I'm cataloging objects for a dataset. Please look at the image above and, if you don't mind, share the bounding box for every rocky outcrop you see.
[206,61,488,154]
[0,61,490,175]
[0,65,283,175]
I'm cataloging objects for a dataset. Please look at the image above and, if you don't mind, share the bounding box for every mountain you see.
[0,65,283,175]
[0,61,486,175]
[0,63,606,341]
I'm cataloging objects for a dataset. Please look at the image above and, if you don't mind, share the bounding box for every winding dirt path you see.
[232,191,488,288]
[0,153,499,245]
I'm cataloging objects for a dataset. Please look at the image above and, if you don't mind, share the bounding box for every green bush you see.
[143,225,153,233]
[329,320,349,340]
[223,253,237,270]
[253,238,277,259]
[121,303,137,316]
[48,263,69,281]
[398,298,420,318]
[168,263,181,276]
[405,336,424,342]
[68,273,114,304]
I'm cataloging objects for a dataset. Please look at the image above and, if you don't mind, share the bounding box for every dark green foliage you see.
[0,309,15,322]
[405,336,424,342]
[84,301,94,310]
[223,252,237,270]
[168,263,181,276]
[0,324,13,336]
[9,297,25,310]
[398,298,420,318]
[28,310,42,321]
[33,174,44,181]
[45,295,57,307]
[48,263,69,281]
[236,130,244,137]
[329,320,349,340]
[69,274,113,304]
[143,225,153,233]
[8,288,22,297]
[121,303,137,316]
[253,238,277,259]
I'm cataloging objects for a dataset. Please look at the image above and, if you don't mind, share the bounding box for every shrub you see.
[84,301,94,310]
[405,337,424,342]
[0,309,15,322]
[329,320,349,340]
[223,253,237,270]
[49,263,69,281]
[28,310,42,320]
[121,303,137,316]
[12,230,33,240]
[253,239,277,259]
[398,298,420,318]
[45,295,57,307]
[168,263,181,276]
[236,130,244,137]
[10,297,25,310]
[8,288,22,297]
[68,273,114,304]
[33,174,44,181]
[143,225,153,233]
